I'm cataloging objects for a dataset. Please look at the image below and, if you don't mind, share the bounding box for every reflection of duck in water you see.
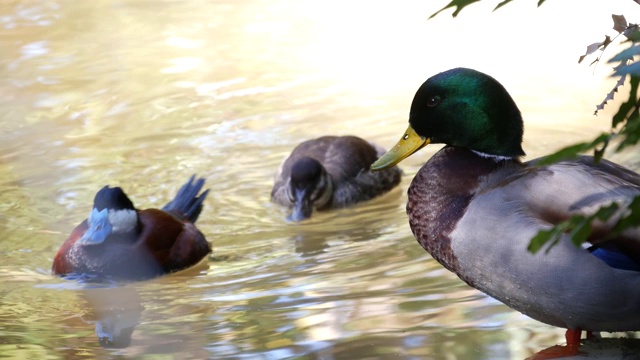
[83,286,144,348]
[371,68,640,358]
[52,175,211,280]
[271,136,402,222]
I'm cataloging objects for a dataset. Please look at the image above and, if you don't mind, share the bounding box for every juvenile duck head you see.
[287,156,333,221]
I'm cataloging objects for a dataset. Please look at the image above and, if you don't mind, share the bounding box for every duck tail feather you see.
[162,175,209,223]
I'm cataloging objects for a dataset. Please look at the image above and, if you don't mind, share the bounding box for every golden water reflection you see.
[1,0,639,359]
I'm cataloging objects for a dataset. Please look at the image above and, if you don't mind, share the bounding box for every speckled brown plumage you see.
[407,146,522,282]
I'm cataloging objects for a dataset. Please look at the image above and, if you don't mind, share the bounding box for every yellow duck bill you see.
[370,125,430,171]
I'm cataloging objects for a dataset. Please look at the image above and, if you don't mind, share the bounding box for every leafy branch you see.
[535,15,640,164]
[429,0,546,19]
[527,203,620,253]
[582,15,638,115]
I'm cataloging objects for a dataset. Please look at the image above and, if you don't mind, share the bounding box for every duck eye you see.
[427,96,440,107]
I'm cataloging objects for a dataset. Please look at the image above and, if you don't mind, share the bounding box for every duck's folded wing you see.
[452,157,640,330]
[518,157,639,223]
[510,156,640,255]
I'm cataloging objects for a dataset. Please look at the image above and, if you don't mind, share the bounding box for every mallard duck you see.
[272,135,402,221]
[53,175,211,280]
[371,68,640,358]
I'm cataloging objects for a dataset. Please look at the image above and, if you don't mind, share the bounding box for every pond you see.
[1,0,639,359]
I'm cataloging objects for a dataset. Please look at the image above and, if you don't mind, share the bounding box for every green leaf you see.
[529,215,593,254]
[609,45,640,62]
[593,136,609,162]
[624,25,640,41]
[613,60,640,77]
[568,216,592,247]
[430,0,547,19]
[616,114,640,151]
[533,133,611,166]
[530,198,637,255]
[613,196,640,233]
[594,202,620,221]
[528,228,558,253]
[429,0,481,19]
[494,0,515,11]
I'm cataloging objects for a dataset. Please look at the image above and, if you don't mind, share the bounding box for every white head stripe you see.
[108,209,138,233]
[472,150,514,162]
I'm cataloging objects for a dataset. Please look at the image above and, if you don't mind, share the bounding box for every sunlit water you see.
[1,0,639,359]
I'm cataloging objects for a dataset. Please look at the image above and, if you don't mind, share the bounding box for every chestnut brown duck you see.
[53,175,211,281]
[371,67,640,358]
[272,135,402,221]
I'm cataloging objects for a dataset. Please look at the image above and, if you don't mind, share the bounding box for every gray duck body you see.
[409,146,640,331]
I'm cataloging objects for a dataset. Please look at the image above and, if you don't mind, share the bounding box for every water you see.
[1,0,639,359]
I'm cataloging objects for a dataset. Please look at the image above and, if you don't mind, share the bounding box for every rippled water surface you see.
[1,0,639,359]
